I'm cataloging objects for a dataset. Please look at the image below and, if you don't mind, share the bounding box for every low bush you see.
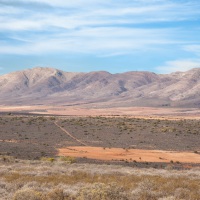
[44,188,65,200]
[59,156,76,164]
[76,183,129,200]
[40,157,55,162]
[13,188,42,200]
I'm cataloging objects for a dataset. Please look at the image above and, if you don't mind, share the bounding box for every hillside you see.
[1,67,200,107]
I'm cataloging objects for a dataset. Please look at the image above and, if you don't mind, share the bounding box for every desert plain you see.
[0,105,200,166]
[1,105,200,199]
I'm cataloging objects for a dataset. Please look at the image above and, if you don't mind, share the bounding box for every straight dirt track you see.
[54,120,87,146]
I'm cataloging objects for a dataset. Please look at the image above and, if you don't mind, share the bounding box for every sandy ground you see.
[58,146,200,164]
[1,105,200,119]
[0,139,18,143]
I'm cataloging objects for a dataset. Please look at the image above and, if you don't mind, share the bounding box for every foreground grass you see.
[0,156,200,200]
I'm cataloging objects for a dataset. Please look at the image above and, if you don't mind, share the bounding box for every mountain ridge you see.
[1,67,200,107]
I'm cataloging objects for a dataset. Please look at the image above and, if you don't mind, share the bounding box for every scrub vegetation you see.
[0,156,200,200]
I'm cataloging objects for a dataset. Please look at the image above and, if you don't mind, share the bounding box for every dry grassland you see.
[0,156,200,200]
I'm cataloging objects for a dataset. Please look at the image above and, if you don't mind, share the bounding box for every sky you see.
[0,0,200,75]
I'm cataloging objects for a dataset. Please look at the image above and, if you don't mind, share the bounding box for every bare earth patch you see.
[0,139,19,143]
[1,105,200,119]
[58,146,200,163]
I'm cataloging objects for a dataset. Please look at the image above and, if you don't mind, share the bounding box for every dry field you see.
[0,108,200,199]
[0,156,200,200]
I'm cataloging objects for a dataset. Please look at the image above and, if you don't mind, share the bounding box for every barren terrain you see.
[58,146,200,163]
[0,113,200,168]
[1,105,200,119]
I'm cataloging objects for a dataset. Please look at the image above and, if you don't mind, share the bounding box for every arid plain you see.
[1,106,200,199]
[1,105,200,166]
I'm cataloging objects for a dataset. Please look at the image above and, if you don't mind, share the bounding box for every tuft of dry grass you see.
[12,188,42,200]
[44,188,65,200]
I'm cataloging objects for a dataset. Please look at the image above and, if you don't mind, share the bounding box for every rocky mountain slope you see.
[0,67,200,107]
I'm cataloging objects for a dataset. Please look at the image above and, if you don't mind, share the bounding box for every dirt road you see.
[54,121,87,146]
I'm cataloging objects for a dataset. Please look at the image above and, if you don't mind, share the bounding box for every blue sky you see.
[0,0,200,74]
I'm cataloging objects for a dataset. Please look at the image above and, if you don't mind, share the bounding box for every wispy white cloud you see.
[0,0,200,31]
[183,45,200,56]
[0,6,23,14]
[28,0,101,7]
[0,0,200,58]
[0,27,180,55]
[157,59,200,74]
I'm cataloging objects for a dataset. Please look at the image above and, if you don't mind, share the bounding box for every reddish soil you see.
[58,146,200,164]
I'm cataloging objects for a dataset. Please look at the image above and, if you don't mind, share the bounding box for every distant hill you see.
[1,67,200,107]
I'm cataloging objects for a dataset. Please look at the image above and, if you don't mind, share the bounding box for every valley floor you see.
[1,105,200,119]
[0,107,200,199]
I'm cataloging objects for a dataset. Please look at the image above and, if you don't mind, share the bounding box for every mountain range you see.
[1,67,200,107]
